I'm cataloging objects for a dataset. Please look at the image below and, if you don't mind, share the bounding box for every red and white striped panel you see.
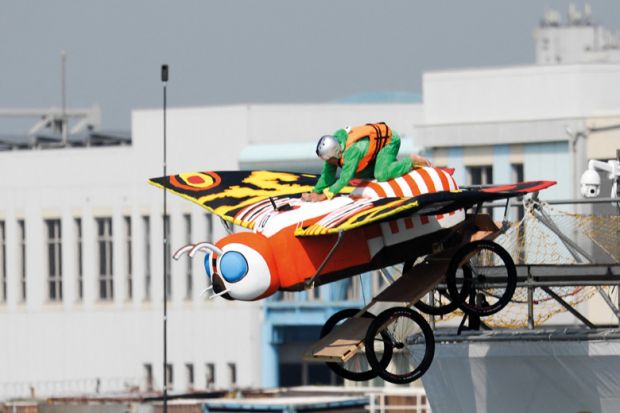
[351,167,458,199]
[378,208,466,248]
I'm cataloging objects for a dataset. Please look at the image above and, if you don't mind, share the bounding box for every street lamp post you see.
[161,64,169,413]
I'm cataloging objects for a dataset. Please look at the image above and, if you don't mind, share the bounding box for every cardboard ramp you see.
[304,317,373,363]
[304,256,451,363]
[374,257,450,303]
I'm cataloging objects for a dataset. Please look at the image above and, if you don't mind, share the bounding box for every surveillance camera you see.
[580,169,600,198]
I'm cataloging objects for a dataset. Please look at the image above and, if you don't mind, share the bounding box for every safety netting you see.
[433,202,620,328]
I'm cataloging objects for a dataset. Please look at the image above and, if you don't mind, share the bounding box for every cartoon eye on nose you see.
[219,251,249,283]
[174,238,275,301]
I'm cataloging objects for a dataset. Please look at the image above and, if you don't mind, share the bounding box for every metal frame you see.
[424,197,620,334]
[304,229,345,289]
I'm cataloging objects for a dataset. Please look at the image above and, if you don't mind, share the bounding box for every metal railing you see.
[428,196,620,332]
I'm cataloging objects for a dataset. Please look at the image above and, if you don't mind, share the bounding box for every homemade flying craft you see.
[150,167,555,384]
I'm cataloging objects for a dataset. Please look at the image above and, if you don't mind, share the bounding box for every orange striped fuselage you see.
[210,168,466,300]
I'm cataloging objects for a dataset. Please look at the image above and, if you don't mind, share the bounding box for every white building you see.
[0,103,422,398]
[418,63,620,207]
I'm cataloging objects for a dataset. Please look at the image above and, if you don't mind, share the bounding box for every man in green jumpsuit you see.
[302,123,431,202]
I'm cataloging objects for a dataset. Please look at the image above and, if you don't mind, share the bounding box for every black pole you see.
[161,64,169,413]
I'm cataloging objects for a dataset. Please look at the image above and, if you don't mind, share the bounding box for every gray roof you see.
[0,130,131,151]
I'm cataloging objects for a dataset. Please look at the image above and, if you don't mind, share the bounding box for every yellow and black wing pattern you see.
[294,197,421,236]
[149,170,319,230]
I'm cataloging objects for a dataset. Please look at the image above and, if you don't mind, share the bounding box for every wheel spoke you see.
[447,241,517,317]
[321,308,393,382]
[364,307,434,384]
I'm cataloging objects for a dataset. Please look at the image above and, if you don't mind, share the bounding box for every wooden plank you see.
[474,213,500,232]
[304,317,373,363]
[374,258,450,303]
[371,216,500,303]
[471,214,501,241]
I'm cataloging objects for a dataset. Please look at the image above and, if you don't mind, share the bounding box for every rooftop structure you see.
[0,106,131,150]
[534,4,620,64]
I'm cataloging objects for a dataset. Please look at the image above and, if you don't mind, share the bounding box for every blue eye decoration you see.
[203,254,213,278]
[219,251,249,283]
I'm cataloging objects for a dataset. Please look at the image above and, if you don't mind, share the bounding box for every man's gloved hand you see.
[301,192,327,202]
[411,153,432,167]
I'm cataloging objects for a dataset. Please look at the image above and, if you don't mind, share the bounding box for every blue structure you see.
[261,273,375,387]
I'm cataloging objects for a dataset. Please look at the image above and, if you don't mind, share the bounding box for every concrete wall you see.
[0,106,259,397]
[423,64,620,125]
[241,104,423,144]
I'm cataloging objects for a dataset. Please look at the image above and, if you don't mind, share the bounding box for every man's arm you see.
[312,161,337,193]
[324,144,364,198]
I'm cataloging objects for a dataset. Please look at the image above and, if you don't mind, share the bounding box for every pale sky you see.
[1,0,619,131]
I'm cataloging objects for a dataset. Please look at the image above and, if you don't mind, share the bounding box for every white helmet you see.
[315,135,342,161]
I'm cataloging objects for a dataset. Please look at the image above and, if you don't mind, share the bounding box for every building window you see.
[511,163,525,219]
[307,286,321,301]
[75,218,83,301]
[184,214,192,300]
[124,216,133,300]
[468,165,493,215]
[281,291,296,301]
[467,165,493,186]
[18,220,26,302]
[0,221,6,303]
[204,214,215,301]
[143,216,151,301]
[46,219,63,301]
[164,215,171,300]
[227,363,237,387]
[144,363,153,391]
[205,214,213,241]
[372,269,389,295]
[511,163,526,264]
[206,363,215,388]
[511,163,524,182]
[165,363,174,391]
[96,217,114,301]
[346,277,361,300]
[186,363,194,391]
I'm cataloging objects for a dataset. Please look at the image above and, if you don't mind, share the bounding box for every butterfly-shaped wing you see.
[149,170,321,230]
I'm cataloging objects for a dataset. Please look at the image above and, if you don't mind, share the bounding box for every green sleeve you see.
[312,128,349,193]
[328,142,365,195]
[312,161,337,193]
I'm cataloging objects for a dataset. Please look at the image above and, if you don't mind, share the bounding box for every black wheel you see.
[446,240,517,317]
[320,309,393,382]
[364,307,435,384]
[405,260,472,316]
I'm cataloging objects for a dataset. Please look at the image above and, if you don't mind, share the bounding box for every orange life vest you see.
[338,122,392,172]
